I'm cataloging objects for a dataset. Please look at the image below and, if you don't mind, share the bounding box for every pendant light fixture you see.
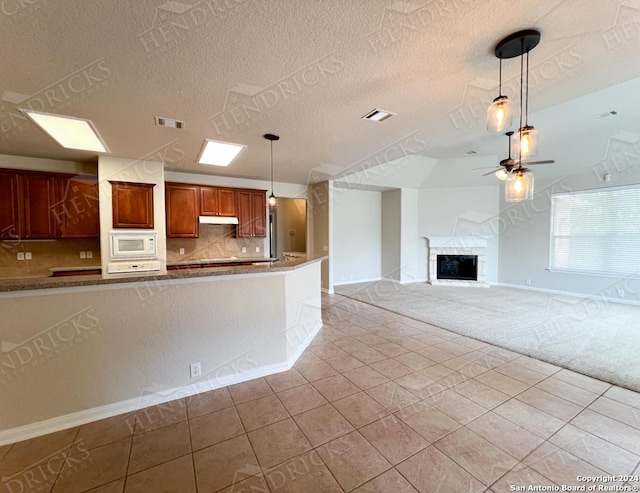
[490,29,541,202]
[264,133,280,208]
[486,57,513,132]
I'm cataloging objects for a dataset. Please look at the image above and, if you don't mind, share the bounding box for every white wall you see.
[98,156,167,274]
[309,182,332,291]
[333,188,381,284]
[381,190,401,280]
[0,262,322,441]
[400,188,419,283]
[0,154,95,175]
[418,186,500,284]
[498,167,640,302]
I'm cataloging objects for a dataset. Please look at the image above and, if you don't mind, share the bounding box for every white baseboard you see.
[333,277,382,286]
[0,321,323,447]
[496,282,640,306]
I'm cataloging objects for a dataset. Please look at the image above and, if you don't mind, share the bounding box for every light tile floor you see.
[2,293,640,492]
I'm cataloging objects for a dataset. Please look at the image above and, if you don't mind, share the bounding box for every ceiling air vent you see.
[592,110,618,121]
[155,116,184,129]
[362,109,395,122]
[463,150,477,156]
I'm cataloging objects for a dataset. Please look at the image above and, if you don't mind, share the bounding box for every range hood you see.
[198,216,239,225]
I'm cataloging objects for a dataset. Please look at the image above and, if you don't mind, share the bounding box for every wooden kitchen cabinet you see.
[237,190,266,237]
[56,175,99,238]
[200,186,236,217]
[166,183,199,238]
[22,174,57,239]
[0,171,21,240]
[110,181,155,229]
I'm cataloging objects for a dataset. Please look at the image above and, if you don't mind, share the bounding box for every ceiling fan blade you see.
[525,160,555,165]
[481,168,501,177]
[472,166,499,171]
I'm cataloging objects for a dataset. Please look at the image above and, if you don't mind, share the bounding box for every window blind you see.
[550,186,640,277]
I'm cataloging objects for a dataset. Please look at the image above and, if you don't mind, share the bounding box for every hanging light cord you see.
[518,37,524,167]
[270,140,274,193]
[498,58,503,97]
[525,50,530,126]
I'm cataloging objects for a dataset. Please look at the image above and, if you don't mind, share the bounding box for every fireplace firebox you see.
[436,255,478,281]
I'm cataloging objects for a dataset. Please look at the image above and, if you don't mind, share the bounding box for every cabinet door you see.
[56,176,99,238]
[236,191,253,237]
[199,186,218,216]
[218,188,237,217]
[22,174,56,239]
[111,182,154,229]
[0,172,21,240]
[251,192,266,237]
[166,184,199,238]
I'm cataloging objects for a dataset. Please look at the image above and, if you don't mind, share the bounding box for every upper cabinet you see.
[0,171,21,240]
[110,181,155,229]
[237,190,266,238]
[166,183,199,238]
[0,170,57,240]
[200,186,236,217]
[56,175,100,238]
[22,174,57,239]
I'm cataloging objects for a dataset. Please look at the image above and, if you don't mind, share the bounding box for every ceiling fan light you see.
[505,169,534,202]
[487,96,513,132]
[513,125,538,159]
[495,168,509,181]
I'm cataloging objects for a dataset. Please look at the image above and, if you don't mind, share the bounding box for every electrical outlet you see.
[79,251,86,259]
[255,246,260,253]
[323,245,328,252]
[25,252,32,260]
[190,362,201,379]
[179,248,185,255]
[86,251,93,259]
[525,279,531,286]
[242,247,247,253]
[17,252,25,261]
[617,289,625,298]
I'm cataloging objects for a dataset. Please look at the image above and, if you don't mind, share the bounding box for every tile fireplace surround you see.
[426,236,489,287]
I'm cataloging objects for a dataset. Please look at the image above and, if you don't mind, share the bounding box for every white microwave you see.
[110,230,158,260]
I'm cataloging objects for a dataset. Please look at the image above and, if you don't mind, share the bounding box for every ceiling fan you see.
[479,131,555,179]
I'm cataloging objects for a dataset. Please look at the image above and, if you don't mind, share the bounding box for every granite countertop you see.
[49,265,102,273]
[167,257,275,267]
[0,255,327,293]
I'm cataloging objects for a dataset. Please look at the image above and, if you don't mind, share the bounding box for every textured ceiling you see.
[0,0,639,186]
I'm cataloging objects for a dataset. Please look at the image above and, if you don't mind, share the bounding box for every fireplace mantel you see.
[425,236,489,287]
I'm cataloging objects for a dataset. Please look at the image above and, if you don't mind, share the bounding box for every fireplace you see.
[426,236,489,287]
[437,255,478,281]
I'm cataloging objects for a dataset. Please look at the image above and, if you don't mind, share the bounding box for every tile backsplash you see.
[166,225,265,262]
[0,239,101,278]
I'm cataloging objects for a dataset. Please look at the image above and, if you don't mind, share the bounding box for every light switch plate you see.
[17,252,25,261]
[255,246,260,253]
[79,251,86,259]
[25,252,32,260]
[86,251,93,259]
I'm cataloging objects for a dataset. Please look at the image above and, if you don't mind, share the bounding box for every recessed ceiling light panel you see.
[22,110,109,153]
[198,139,246,167]
[155,116,184,129]
[362,109,396,122]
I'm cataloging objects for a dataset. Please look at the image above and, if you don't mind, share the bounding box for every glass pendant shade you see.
[487,96,513,132]
[505,169,534,202]
[268,193,279,208]
[512,125,538,159]
[495,168,509,181]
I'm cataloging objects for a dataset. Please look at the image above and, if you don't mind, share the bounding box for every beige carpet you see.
[335,281,640,393]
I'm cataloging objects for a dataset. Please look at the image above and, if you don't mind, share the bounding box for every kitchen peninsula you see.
[0,254,323,444]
